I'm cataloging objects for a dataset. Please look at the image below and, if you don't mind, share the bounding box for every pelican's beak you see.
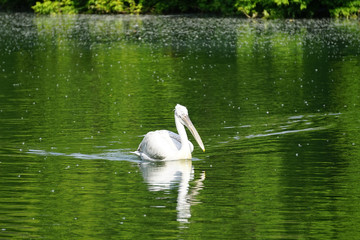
[182,115,205,152]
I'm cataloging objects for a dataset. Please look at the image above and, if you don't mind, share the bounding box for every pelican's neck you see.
[175,115,191,154]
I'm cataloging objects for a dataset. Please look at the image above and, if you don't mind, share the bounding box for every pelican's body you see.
[133,104,205,161]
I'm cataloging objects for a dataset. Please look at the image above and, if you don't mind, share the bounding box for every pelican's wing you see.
[136,130,178,161]
[167,131,194,153]
[135,130,194,161]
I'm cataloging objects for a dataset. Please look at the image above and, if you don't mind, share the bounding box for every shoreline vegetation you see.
[1,0,360,18]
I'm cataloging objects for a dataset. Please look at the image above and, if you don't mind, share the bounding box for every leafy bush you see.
[32,0,78,14]
[235,0,313,18]
[328,0,360,18]
[32,0,141,14]
[87,0,142,13]
[5,0,360,17]
[234,0,360,18]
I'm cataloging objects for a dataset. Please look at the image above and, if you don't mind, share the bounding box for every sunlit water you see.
[1,13,360,239]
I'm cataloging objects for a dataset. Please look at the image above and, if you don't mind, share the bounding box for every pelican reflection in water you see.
[140,159,206,223]
[133,104,205,161]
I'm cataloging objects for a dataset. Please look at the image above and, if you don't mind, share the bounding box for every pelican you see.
[133,104,205,161]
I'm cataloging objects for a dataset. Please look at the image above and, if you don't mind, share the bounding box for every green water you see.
[1,14,360,239]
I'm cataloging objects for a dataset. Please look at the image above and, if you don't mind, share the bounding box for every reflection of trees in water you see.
[140,159,205,224]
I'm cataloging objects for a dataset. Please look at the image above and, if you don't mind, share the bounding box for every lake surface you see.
[1,13,360,239]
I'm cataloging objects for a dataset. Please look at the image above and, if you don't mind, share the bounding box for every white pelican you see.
[133,104,205,161]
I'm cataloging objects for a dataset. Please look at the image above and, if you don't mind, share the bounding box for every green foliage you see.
[32,0,77,14]
[329,0,360,18]
[2,0,360,17]
[31,0,141,14]
[234,0,360,18]
[87,0,142,13]
[235,0,312,18]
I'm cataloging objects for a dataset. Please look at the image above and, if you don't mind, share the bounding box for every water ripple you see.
[27,149,140,163]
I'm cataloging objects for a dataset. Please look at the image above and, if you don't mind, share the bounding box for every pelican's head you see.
[175,104,205,152]
[175,104,189,118]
